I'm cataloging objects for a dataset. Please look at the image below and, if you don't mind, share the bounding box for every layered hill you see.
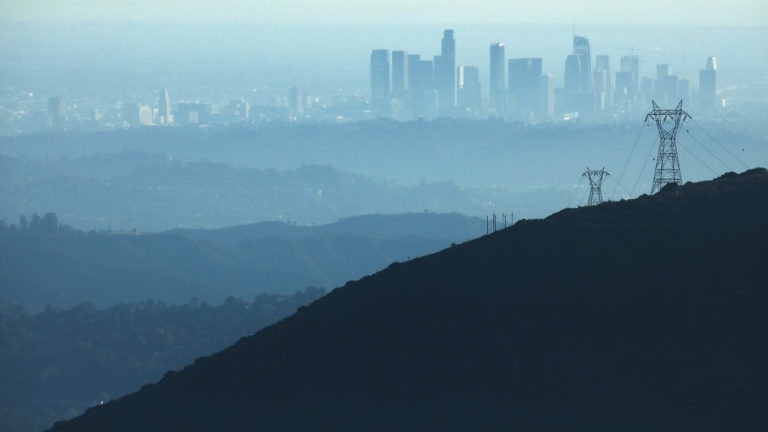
[167,212,484,243]
[50,169,768,431]
[1,213,478,308]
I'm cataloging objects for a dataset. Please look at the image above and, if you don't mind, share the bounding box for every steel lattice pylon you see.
[582,167,609,206]
[646,100,691,194]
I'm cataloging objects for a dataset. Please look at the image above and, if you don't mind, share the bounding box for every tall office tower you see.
[289,86,304,117]
[122,102,140,126]
[489,42,506,110]
[138,105,153,125]
[47,96,63,128]
[392,50,409,98]
[410,59,436,117]
[457,66,481,110]
[620,55,640,94]
[407,54,421,100]
[176,102,212,124]
[595,55,612,108]
[436,29,456,114]
[654,64,679,104]
[592,69,608,111]
[157,88,172,124]
[508,58,542,116]
[614,72,633,105]
[573,36,592,91]
[565,55,582,92]
[370,49,391,116]
[699,56,717,110]
[537,73,555,118]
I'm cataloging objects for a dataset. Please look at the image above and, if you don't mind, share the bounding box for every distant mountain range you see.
[0,152,546,232]
[48,169,768,431]
[167,212,484,243]
[0,212,484,308]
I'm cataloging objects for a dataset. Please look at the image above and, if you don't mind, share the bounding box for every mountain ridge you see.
[49,169,768,431]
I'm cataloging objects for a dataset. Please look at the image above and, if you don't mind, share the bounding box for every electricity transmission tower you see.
[646,100,691,194]
[582,167,609,206]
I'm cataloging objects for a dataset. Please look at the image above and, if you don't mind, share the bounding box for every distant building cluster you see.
[0,29,729,136]
[370,31,720,121]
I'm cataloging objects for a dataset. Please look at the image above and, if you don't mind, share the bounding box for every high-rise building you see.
[222,98,250,123]
[573,36,592,91]
[654,64,680,105]
[620,55,640,95]
[392,50,409,98]
[122,102,154,126]
[490,43,506,110]
[595,55,612,108]
[410,59,436,117]
[508,58,542,117]
[122,102,140,126]
[176,102,212,125]
[614,72,633,106]
[289,86,304,117]
[537,74,555,118]
[436,29,456,115]
[370,49,391,116]
[699,56,717,110]
[157,88,172,124]
[47,97,63,128]
[407,54,421,101]
[565,55,582,92]
[457,66,481,110]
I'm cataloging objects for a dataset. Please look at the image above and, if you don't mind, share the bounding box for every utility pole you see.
[646,100,691,194]
[582,167,610,206]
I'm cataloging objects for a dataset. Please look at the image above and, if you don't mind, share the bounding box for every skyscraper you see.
[158,88,172,124]
[370,49,391,116]
[392,50,409,98]
[436,29,456,115]
[699,56,717,110]
[410,59,436,117]
[289,86,304,117]
[595,55,612,108]
[47,96,63,128]
[565,54,582,92]
[620,55,640,95]
[508,58,542,117]
[538,74,555,118]
[573,36,592,91]
[457,66,481,111]
[490,43,505,110]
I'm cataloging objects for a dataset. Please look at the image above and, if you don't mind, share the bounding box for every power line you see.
[611,121,647,199]
[605,175,632,200]
[678,142,719,177]
[691,118,750,170]
[631,137,657,196]
[566,175,584,208]
[684,129,732,171]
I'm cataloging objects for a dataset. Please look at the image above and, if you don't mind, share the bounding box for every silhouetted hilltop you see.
[50,169,768,431]
[168,212,484,243]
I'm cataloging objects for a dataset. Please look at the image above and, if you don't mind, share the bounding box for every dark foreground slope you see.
[50,170,768,431]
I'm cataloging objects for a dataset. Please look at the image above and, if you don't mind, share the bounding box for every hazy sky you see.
[2,0,767,26]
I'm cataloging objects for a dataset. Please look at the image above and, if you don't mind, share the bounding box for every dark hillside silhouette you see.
[49,169,768,431]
